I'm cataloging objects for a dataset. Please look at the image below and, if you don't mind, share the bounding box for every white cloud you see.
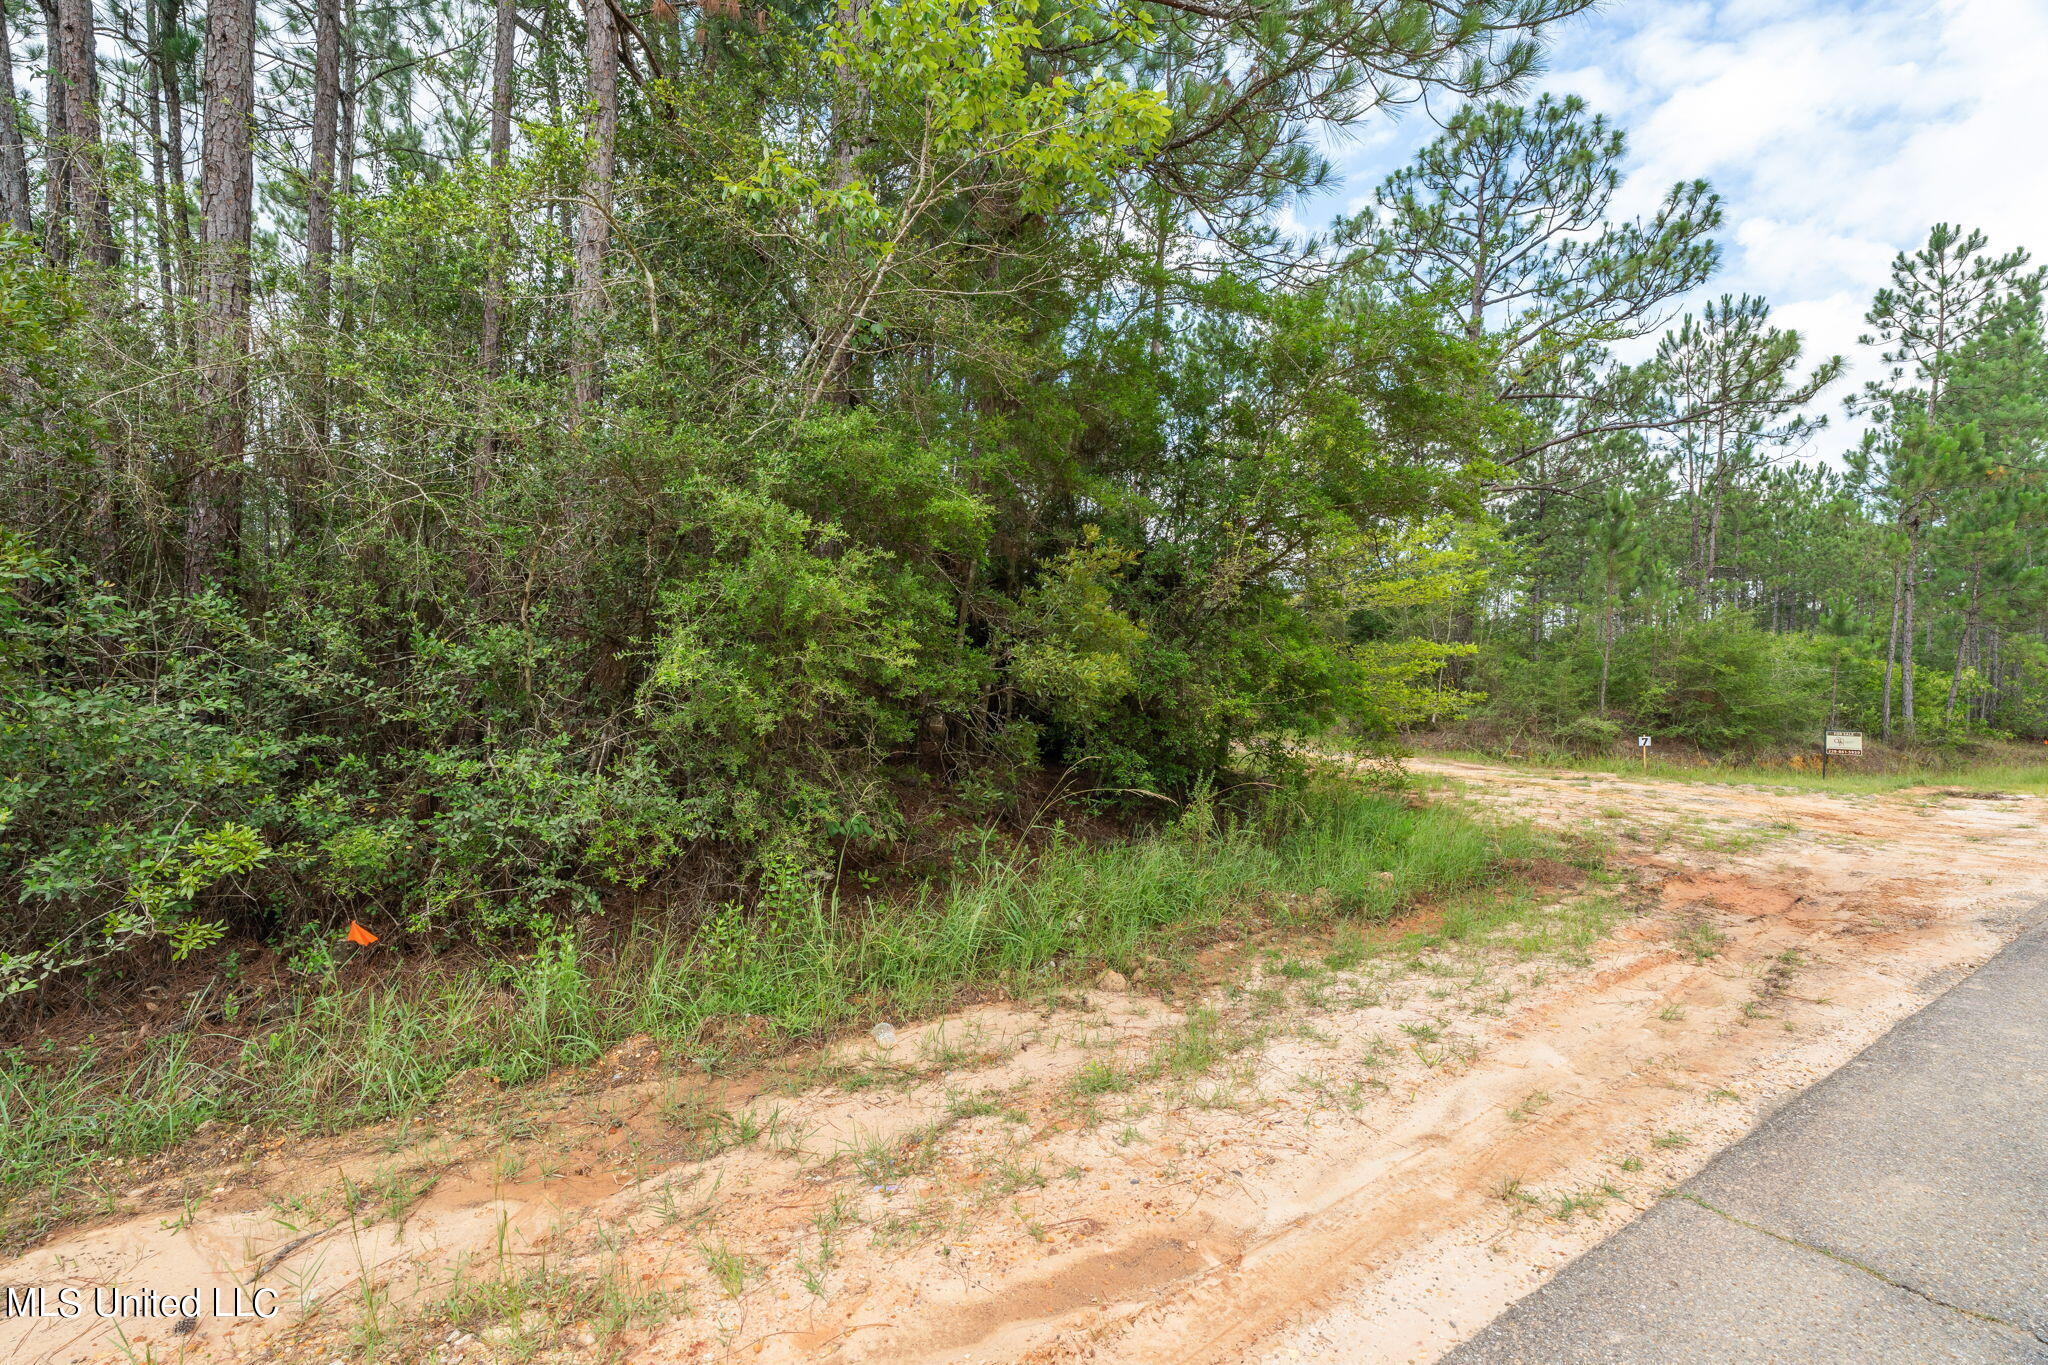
[1311,0,2048,453]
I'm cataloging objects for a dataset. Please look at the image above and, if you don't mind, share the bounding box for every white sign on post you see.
[1637,736,1652,748]
[1824,731,1864,753]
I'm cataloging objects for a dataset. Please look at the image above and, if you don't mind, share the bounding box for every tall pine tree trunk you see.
[1881,560,1901,740]
[1597,592,1615,713]
[0,0,33,235]
[1945,564,1981,721]
[1702,429,1727,606]
[185,0,254,591]
[142,0,173,308]
[1527,460,1548,654]
[570,0,617,414]
[305,0,340,329]
[40,0,64,250]
[336,8,355,338]
[1684,454,1702,591]
[1899,530,1919,737]
[159,0,193,317]
[53,0,115,267]
[1703,491,1725,607]
[1985,630,2001,723]
[467,0,516,592]
[476,0,515,489]
[291,0,340,541]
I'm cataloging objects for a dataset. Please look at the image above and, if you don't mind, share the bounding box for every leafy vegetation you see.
[0,0,2041,1012]
[0,0,1600,994]
[0,777,1555,1246]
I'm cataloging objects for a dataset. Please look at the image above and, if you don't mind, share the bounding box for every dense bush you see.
[0,538,718,994]
[1482,614,1835,749]
[0,284,1486,998]
[1473,602,2039,753]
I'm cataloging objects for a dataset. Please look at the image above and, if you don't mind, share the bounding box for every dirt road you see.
[6,761,2045,1365]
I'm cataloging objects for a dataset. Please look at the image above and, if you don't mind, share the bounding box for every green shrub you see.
[0,541,714,990]
[1558,715,1623,753]
[1480,613,1830,750]
[1624,616,1827,747]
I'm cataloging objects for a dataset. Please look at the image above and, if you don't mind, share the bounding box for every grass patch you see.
[1676,921,1729,963]
[0,774,1562,1250]
[437,1254,675,1350]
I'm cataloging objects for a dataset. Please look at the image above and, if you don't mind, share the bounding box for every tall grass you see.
[0,778,1552,1246]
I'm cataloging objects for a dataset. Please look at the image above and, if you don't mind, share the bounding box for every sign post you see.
[1637,735,1652,772]
[1822,730,1863,779]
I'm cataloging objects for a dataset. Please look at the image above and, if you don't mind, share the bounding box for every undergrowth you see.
[0,775,1563,1249]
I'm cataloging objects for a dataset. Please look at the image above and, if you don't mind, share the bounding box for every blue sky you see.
[1294,0,2048,455]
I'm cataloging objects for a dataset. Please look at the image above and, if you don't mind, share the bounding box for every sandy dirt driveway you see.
[6,762,2045,1365]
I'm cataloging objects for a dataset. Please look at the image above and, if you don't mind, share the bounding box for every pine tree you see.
[1859,223,2039,425]
[570,0,617,414]
[0,0,32,235]
[185,0,255,590]
[1651,295,1841,604]
[1370,93,1723,470]
[1589,489,1641,714]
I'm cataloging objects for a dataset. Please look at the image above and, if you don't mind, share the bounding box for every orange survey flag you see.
[346,921,379,946]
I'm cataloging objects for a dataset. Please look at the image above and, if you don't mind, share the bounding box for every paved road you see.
[1444,916,2048,1365]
